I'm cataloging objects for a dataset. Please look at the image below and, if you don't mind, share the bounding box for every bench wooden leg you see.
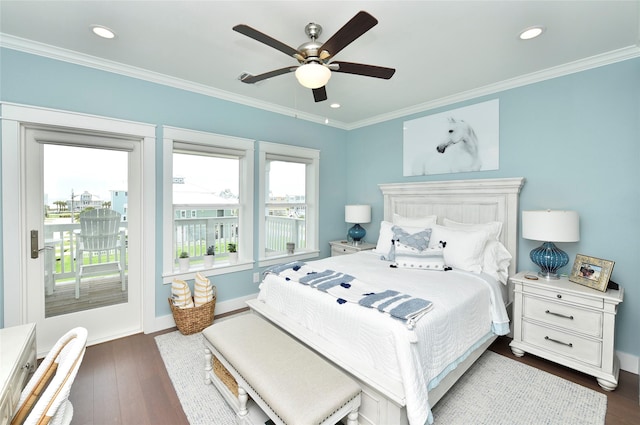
[347,409,359,425]
[204,347,212,385]
[238,386,249,417]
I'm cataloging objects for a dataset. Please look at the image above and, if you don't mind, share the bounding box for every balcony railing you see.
[44,215,305,282]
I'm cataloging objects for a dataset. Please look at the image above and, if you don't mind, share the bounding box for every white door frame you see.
[1,103,156,349]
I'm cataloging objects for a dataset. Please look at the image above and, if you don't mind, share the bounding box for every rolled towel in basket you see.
[194,272,214,307]
[171,278,194,309]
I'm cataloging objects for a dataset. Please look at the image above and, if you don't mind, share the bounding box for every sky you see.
[44,145,305,204]
[44,144,128,203]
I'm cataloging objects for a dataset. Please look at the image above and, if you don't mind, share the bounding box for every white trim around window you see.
[162,126,254,282]
[258,141,320,267]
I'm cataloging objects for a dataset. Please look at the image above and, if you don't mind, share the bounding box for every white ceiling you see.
[1,1,639,129]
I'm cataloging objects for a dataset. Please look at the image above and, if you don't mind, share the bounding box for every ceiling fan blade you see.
[233,24,301,59]
[239,67,297,84]
[319,11,378,60]
[331,61,396,79]
[312,86,327,102]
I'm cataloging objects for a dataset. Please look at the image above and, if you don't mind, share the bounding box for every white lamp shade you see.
[295,63,331,89]
[522,210,580,242]
[345,205,371,224]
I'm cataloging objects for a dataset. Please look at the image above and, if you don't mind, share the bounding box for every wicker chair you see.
[74,208,126,299]
[11,327,88,425]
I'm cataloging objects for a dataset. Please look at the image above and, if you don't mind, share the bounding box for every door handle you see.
[30,230,53,259]
[31,230,39,259]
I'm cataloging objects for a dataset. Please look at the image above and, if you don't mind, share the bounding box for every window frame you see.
[258,141,320,267]
[162,126,254,281]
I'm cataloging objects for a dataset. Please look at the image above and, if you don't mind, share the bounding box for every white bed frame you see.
[247,177,525,425]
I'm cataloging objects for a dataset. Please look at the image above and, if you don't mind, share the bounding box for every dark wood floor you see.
[69,321,639,424]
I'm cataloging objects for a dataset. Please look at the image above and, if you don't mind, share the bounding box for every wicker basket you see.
[168,290,216,335]
[213,355,238,397]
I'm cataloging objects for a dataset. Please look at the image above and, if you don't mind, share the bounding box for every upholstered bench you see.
[202,313,361,425]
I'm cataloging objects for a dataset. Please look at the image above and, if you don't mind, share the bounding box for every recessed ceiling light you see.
[519,26,545,40]
[330,103,341,109]
[91,25,116,39]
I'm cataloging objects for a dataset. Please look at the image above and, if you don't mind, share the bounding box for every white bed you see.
[247,177,525,425]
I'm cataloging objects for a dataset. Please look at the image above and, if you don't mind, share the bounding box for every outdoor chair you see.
[11,327,88,425]
[74,208,126,299]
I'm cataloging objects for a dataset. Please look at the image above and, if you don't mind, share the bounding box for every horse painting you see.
[435,117,482,172]
[403,99,498,177]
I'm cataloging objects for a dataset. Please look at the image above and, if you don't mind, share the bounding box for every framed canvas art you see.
[403,99,499,176]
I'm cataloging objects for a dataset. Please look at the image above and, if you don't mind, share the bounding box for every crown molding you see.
[2,33,637,132]
[346,44,640,130]
[0,33,350,130]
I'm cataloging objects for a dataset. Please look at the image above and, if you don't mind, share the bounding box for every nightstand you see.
[509,271,624,390]
[329,240,376,257]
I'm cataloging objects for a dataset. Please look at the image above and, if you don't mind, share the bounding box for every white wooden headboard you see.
[379,177,525,277]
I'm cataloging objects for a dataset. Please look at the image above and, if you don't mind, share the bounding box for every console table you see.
[0,323,37,424]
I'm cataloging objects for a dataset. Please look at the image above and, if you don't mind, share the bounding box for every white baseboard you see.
[618,350,639,374]
[146,293,258,334]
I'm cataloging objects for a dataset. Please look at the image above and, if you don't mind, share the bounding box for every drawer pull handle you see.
[545,336,573,348]
[545,310,574,320]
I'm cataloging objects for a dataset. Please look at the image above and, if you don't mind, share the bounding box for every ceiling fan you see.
[233,11,396,102]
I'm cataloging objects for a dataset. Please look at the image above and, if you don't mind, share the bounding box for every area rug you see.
[156,330,607,425]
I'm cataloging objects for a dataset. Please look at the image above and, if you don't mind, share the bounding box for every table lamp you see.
[522,210,580,279]
[345,205,371,245]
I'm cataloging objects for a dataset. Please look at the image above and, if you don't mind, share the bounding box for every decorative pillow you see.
[393,213,437,228]
[194,272,214,307]
[429,225,491,273]
[394,242,446,271]
[393,225,431,248]
[373,221,428,259]
[171,279,194,309]
[483,240,512,284]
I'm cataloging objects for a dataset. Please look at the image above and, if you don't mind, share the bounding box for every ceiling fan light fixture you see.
[295,63,331,89]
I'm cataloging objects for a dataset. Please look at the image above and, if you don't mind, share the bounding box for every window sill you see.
[162,260,254,284]
[258,250,320,268]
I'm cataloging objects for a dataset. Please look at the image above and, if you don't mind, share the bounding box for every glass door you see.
[24,127,142,351]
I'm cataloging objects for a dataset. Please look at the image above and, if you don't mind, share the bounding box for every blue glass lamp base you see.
[348,223,366,245]
[530,241,569,280]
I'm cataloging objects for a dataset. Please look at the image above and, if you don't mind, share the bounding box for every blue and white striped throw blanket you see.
[266,261,433,330]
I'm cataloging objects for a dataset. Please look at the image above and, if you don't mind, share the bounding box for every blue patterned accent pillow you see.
[392,226,431,249]
[388,226,432,261]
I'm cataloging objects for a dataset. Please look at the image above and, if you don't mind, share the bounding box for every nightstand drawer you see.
[523,296,603,338]
[523,285,603,309]
[522,321,602,367]
[331,245,358,256]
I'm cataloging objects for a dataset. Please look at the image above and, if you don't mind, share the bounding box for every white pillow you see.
[393,213,437,228]
[442,218,502,240]
[373,221,429,259]
[429,224,491,273]
[442,219,511,282]
[483,240,512,284]
[394,243,446,271]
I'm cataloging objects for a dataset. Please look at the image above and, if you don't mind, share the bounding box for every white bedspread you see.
[257,251,509,425]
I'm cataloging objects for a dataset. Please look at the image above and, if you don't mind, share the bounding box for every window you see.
[258,141,319,266]
[163,127,254,278]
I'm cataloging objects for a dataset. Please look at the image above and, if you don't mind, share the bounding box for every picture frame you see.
[569,254,615,292]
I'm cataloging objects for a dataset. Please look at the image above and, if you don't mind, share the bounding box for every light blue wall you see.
[0,48,349,323]
[1,48,638,359]
[346,57,640,357]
